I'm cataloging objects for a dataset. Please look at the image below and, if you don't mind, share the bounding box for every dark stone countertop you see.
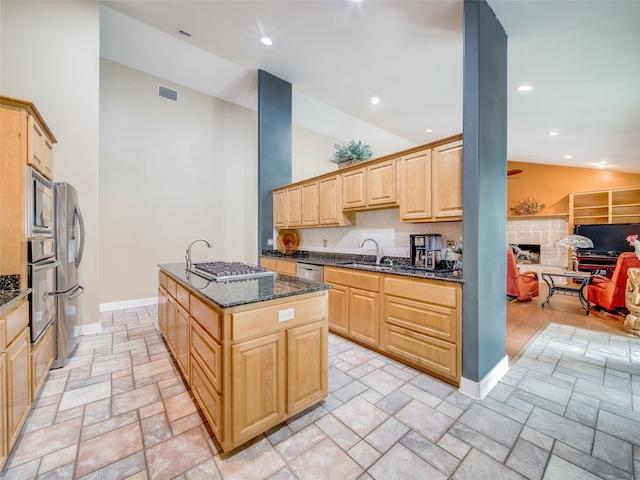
[159,263,331,309]
[261,250,464,284]
[0,288,31,315]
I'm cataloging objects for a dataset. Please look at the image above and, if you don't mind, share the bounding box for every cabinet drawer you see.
[176,283,190,310]
[324,267,380,292]
[384,277,457,308]
[31,323,54,401]
[190,357,222,439]
[4,301,29,347]
[260,257,277,271]
[232,294,327,341]
[277,260,297,276]
[385,296,456,343]
[191,320,222,393]
[159,271,168,289]
[190,294,221,341]
[166,276,177,299]
[384,323,458,380]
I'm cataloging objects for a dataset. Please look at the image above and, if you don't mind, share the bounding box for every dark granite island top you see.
[158,263,331,309]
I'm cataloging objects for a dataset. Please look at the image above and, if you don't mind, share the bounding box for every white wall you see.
[99,59,258,303]
[1,1,100,328]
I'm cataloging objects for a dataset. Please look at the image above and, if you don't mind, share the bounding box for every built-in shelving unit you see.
[569,186,640,230]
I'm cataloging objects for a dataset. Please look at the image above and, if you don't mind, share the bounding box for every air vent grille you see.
[158,84,178,102]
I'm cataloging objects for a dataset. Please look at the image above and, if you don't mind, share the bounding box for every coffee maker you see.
[410,234,443,269]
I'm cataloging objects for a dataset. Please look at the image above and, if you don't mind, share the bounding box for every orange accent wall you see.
[507,161,640,216]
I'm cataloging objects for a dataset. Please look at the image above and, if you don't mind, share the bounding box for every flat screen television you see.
[574,223,640,254]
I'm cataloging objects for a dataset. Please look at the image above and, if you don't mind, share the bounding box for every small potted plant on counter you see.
[330,139,374,169]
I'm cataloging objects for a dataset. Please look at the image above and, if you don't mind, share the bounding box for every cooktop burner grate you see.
[192,261,275,281]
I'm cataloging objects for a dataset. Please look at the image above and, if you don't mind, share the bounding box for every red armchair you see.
[588,252,640,313]
[506,249,539,301]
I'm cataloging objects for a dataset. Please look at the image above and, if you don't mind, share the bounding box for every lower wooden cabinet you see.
[31,323,54,401]
[0,350,6,468]
[325,267,462,385]
[325,267,381,349]
[260,257,297,276]
[158,269,328,452]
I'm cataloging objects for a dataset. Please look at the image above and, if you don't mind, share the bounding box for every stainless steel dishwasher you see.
[296,263,323,282]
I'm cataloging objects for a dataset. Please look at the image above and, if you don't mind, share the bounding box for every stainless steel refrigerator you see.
[53,182,85,368]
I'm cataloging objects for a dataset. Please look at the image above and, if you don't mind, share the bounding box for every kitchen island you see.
[157,263,330,453]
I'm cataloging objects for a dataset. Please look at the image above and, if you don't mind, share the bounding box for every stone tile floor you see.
[2,305,640,479]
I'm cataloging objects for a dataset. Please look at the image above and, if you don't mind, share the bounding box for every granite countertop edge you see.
[159,263,331,309]
[261,250,464,284]
[0,288,31,315]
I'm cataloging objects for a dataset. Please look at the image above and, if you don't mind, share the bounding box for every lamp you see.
[555,234,594,271]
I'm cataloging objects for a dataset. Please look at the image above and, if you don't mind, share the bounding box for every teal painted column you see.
[258,70,292,252]
[461,0,508,396]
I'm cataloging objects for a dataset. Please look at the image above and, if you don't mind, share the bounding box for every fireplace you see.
[510,243,541,264]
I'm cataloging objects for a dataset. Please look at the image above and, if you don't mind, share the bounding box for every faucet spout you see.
[358,238,383,265]
[186,238,213,270]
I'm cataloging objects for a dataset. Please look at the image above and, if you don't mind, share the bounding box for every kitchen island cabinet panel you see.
[158,264,329,452]
[231,332,286,444]
[287,320,327,413]
[30,323,54,401]
[6,328,30,452]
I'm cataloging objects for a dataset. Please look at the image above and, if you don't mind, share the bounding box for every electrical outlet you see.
[323,239,327,247]
[267,238,274,246]
[278,308,294,322]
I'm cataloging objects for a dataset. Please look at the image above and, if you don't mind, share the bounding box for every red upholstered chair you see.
[506,249,539,301]
[587,252,640,313]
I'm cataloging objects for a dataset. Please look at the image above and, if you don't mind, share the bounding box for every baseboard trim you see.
[459,355,509,399]
[99,296,157,312]
[75,322,102,336]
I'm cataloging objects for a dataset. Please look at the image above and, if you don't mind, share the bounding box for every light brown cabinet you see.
[301,181,319,226]
[1,299,31,470]
[273,189,286,229]
[260,257,297,276]
[286,185,302,227]
[28,115,54,180]
[400,139,463,222]
[318,174,353,226]
[158,268,328,452]
[30,323,54,401]
[324,267,462,385]
[569,186,640,229]
[324,267,381,348]
[342,159,398,211]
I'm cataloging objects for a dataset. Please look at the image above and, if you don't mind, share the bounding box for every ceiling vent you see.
[158,84,178,102]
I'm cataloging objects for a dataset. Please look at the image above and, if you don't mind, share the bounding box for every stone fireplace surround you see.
[507,217,569,271]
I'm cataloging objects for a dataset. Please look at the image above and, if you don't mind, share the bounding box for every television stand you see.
[575,251,619,279]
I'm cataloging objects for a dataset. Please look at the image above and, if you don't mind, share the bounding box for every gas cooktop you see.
[191,262,275,281]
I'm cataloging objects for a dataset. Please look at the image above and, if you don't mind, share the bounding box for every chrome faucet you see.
[186,238,212,270]
[359,238,383,265]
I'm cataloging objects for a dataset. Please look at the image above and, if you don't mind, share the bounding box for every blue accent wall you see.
[462,0,508,382]
[258,70,292,252]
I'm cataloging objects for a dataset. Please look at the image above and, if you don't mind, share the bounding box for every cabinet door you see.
[176,304,190,382]
[367,159,397,206]
[349,288,380,347]
[301,181,319,226]
[157,286,167,337]
[166,296,177,356]
[231,332,285,444]
[273,189,286,229]
[432,140,462,219]
[327,283,349,335]
[28,115,53,180]
[342,167,367,210]
[287,321,328,414]
[7,328,30,449]
[30,323,54,401]
[286,185,302,227]
[0,352,6,468]
[400,149,432,221]
[318,174,343,225]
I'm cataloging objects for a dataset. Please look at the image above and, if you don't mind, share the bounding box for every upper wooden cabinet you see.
[272,134,462,230]
[342,159,398,211]
[569,186,640,229]
[400,139,462,223]
[28,115,54,180]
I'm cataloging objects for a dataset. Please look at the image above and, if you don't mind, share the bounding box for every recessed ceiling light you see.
[179,30,191,37]
[260,37,273,46]
[426,129,433,133]
[370,97,380,105]
[547,131,560,136]
[516,85,533,92]
[564,155,573,159]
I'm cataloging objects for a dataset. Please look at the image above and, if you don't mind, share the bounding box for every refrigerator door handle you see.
[74,203,85,269]
[69,284,85,299]
[32,259,60,272]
